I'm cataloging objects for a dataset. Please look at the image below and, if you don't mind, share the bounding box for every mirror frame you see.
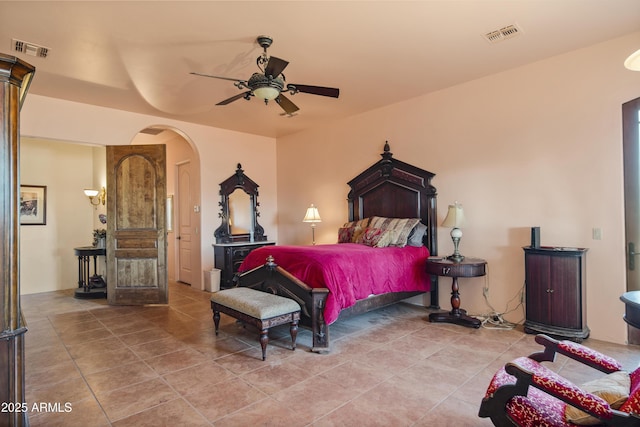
[214,164,266,243]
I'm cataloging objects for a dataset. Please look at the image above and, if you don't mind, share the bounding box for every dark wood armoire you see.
[0,54,35,426]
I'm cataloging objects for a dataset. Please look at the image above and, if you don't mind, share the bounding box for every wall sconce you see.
[84,187,106,207]
[302,204,322,245]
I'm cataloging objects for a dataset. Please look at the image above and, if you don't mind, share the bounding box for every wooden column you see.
[0,53,35,427]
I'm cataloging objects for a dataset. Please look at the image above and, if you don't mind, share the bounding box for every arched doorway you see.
[131,126,202,289]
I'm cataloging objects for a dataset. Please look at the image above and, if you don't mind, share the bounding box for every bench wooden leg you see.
[260,328,269,361]
[213,310,221,335]
[290,320,299,350]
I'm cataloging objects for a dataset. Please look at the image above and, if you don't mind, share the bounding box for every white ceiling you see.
[3,1,640,138]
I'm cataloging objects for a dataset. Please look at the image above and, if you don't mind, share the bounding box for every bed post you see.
[310,288,330,352]
[428,195,439,309]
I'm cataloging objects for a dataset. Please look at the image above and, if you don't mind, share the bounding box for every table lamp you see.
[442,202,466,262]
[302,204,321,245]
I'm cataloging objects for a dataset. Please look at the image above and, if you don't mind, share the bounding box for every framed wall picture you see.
[20,185,46,225]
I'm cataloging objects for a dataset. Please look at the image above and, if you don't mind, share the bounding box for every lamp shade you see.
[441,203,465,228]
[625,48,640,71]
[84,189,99,197]
[303,204,322,223]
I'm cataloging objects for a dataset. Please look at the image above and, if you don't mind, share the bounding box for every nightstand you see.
[425,256,487,328]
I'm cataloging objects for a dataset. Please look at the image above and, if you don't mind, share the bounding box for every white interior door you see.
[177,161,194,284]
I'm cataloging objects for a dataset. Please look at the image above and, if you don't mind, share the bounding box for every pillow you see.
[338,225,365,243]
[368,217,421,247]
[407,222,428,247]
[343,217,371,229]
[338,226,356,243]
[351,226,365,243]
[355,227,394,248]
[564,371,630,425]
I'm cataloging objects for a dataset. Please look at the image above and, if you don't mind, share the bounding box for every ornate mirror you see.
[214,164,266,243]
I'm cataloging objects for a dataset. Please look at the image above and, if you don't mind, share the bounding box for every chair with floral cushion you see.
[479,334,640,427]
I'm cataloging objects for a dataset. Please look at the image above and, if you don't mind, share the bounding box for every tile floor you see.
[21,281,640,426]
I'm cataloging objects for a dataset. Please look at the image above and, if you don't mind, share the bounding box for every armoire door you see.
[106,144,167,305]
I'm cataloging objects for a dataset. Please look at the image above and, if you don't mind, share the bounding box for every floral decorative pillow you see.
[338,226,358,243]
[343,217,371,229]
[355,227,394,248]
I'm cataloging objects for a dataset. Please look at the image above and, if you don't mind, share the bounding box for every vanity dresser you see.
[213,164,274,288]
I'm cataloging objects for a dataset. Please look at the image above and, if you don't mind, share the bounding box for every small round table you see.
[74,246,107,299]
[425,256,487,328]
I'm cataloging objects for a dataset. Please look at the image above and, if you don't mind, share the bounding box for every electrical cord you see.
[469,265,525,330]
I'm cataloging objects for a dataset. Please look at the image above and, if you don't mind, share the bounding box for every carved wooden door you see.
[106,144,167,305]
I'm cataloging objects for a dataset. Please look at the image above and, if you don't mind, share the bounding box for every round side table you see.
[425,256,487,328]
[74,246,107,299]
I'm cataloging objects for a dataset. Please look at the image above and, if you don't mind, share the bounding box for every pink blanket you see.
[238,243,430,324]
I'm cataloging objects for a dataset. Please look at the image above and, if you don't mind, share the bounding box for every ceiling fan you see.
[190,36,340,115]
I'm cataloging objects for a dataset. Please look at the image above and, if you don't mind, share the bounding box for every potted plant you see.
[93,228,107,248]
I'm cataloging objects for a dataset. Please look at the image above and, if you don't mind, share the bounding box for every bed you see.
[236,142,439,351]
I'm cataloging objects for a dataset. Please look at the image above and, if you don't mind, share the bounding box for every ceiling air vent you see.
[12,39,50,58]
[483,24,522,44]
[139,128,165,136]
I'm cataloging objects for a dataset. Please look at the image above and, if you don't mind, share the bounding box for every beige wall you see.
[20,138,98,294]
[276,32,640,344]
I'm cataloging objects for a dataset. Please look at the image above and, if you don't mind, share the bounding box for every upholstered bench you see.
[210,287,301,360]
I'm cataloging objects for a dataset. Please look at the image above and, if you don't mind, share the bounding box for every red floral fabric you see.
[619,368,640,414]
[485,356,620,426]
[558,340,623,372]
[507,392,569,427]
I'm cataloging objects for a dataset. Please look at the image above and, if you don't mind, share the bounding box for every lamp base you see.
[446,254,465,262]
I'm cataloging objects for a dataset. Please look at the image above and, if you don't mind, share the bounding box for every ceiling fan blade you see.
[264,56,289,78]
[288,84,339,98]
[216,91,251,105]
[275,93,299,115]
[190,72,245,83]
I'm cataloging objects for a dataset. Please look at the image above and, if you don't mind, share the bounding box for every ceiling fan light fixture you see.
[253,85,280,101]
[248,72,284,101]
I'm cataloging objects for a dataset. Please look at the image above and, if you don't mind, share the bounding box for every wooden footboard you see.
[236,255,432,352]
[237,256,331,351]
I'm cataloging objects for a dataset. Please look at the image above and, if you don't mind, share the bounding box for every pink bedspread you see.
[238,243,431,324]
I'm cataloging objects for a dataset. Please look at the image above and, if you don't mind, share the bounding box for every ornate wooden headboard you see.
[347,142,438,255]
